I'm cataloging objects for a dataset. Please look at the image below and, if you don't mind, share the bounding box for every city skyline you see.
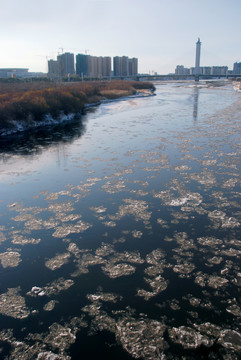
[1,0,241,74]
[48,53,138,78]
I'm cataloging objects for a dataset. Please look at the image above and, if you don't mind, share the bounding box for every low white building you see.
[0,68,29,78]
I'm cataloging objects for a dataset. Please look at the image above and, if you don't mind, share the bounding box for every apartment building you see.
[102,57,112,76]
[129,58,138,76]
[211,66,228,75]
[202,67,211,75]
[76,54,111,77]
[76,54,87,76]
[48,52,136,78]
[57,52,75,76]
[233,62,241,74]
[175,65,190,75]
[48,60,59,78]
[113,56,138,76]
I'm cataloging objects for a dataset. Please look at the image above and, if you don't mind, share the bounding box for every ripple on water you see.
[1,82,241,359]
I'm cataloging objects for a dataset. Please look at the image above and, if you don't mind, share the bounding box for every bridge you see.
[107,74,241,82]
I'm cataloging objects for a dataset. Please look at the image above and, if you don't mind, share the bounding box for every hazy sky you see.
[1,0,241,74]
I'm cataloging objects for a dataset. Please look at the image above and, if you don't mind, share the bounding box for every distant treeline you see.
[0,81,155,131]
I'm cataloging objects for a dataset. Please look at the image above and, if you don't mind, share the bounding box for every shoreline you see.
[0,88,155,137]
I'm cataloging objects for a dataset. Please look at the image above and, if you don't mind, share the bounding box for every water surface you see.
[0,81,241,359]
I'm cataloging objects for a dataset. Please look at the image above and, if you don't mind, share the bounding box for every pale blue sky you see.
[1,0,241,74]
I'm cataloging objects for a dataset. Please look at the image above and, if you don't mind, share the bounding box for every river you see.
[0,81,241,359]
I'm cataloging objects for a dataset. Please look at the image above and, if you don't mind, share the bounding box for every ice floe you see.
[0,287,30,319]
[102,263,136,278]
[116,317,168,359]
[45,252,71,270]
[169,326,213,349]
[0,251,21,268]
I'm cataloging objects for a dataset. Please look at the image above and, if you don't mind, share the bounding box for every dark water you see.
[0,81,241,359]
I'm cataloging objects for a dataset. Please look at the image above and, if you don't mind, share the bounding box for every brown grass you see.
[0,80,155,131]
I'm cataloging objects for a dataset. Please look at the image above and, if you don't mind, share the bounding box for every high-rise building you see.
[76,54,87,76]
[233,62,241,74]
[175,65,190,75]
[202,67,211,75]
[128,58,138,76]
[49,52,137,78]
[93,56,98,77]
[122,56,129,76]
[195,38,201,75]
[57,52,75,76]
[48,60,59,78]
[189,67,195,75]
[85,55,92,77]
[113,57,122,76]
[76,54,111,77]
[177,65,229,76]
[102,57,111,77]
[113,56,138,76]
[211,66,228,75]
[97,57,103,77]
[133,58,138,75]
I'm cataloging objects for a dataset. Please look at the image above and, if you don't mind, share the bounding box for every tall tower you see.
[195,38,201,75]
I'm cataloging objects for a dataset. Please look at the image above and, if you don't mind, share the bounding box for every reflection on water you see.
[193,86,199,120]
[0,114,86,156]
[0,81,241,360]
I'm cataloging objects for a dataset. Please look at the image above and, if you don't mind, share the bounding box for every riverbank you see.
[0,80,155,136]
